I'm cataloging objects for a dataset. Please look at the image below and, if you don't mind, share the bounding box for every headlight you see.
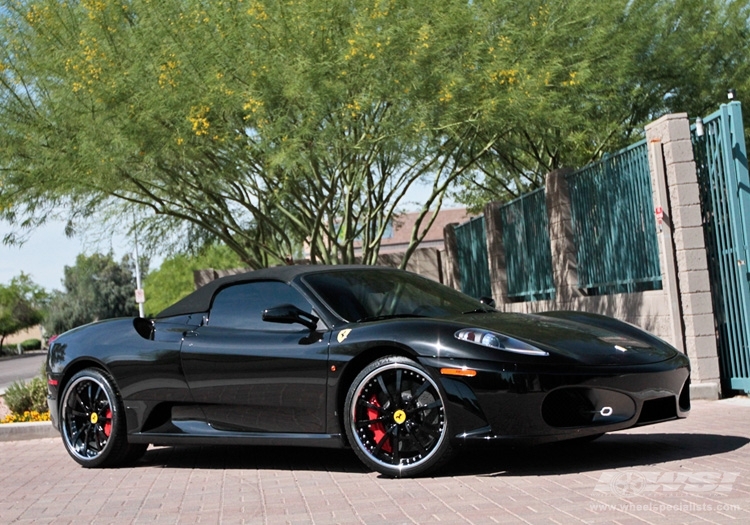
[455,328,549,356]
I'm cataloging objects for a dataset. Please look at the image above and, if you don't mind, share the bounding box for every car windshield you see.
[302,269,490,323]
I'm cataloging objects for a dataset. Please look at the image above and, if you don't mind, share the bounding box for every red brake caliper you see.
[367,394,392,453]
[103,409,112,437]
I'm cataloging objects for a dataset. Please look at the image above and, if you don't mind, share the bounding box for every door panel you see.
[180,280,330,432]
[181,327,329,432]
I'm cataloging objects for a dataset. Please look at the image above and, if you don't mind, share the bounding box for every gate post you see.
[545,168,582,304]
[645,114,721,400]
[484,202,509,305]
[443,223,462,291]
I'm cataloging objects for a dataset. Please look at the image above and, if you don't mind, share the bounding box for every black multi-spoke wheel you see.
[60,369,132,468]
[345,356,453,477]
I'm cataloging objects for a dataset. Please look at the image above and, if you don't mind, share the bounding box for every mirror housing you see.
[262,304,319,331]
[479,296,496,308]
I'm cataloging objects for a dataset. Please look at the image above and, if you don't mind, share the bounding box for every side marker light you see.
[440,368,477,377]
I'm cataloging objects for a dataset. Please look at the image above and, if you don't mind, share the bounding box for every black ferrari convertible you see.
[47,265,690,477]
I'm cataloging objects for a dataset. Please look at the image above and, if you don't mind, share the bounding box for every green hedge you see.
[21,339,41,351]
[0,339,42,355]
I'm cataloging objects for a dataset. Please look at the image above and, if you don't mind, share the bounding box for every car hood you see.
[452,311,681,366]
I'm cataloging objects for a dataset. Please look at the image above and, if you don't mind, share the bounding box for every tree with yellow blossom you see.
[1,0,748,265]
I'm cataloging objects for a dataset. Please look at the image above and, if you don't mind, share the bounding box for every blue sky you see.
[0,220,131,291]
[1,221,76,290]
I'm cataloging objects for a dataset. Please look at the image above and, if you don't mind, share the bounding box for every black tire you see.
[344,356,453,478]
[59,368,131,468]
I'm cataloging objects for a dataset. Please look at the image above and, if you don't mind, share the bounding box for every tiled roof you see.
[382,207,474,245]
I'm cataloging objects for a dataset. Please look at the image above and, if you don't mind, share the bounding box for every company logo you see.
[337,329,352,343]
[595,470,739,497]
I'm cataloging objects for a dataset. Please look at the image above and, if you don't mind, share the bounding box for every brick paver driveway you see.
[1,399,748,524]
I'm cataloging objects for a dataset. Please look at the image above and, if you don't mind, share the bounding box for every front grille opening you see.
[542,387,636,428]
[542,389,594,427]
[637,396,677,424]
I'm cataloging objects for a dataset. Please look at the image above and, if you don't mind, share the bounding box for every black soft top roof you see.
[155,264,385,319]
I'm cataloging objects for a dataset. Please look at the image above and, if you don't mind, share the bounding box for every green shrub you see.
[21,339,42,351]
[3,377,48,414]
[0,340,41,355]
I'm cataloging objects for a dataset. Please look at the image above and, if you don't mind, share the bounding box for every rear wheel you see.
[60,369,133,468]
[344,356,453,477]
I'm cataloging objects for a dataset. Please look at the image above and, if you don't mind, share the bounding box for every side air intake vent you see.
[637,396,677,425]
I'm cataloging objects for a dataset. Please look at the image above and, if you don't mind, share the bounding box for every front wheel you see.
[59,368,132,468]
[344,356,453,477]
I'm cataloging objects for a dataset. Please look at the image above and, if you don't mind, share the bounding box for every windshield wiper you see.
[356,313,424,323]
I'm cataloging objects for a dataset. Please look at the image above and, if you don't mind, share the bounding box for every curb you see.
[0,349,46,362]
[0,422,58,442]
[716,395,750,406]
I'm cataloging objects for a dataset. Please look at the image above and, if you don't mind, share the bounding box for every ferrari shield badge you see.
[337,329,352,343]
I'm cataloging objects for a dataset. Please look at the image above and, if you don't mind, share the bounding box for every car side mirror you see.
[262,304,319,331]
[479,297,496,308]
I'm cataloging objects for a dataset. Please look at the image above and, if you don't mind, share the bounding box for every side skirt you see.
[128,420,345,449]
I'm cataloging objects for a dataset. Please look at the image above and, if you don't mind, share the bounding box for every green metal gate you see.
[500,188,555,301]
[567,139,662,295]
[454,216,492,299]
[693,101,750,394]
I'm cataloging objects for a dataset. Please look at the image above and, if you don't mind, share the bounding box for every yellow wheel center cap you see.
[393,409,406,424]
[90,413,98,424]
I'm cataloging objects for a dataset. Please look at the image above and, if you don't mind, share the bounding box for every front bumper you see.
[421,353,691,445]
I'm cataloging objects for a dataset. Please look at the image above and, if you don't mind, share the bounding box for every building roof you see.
[367,207,474,253]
